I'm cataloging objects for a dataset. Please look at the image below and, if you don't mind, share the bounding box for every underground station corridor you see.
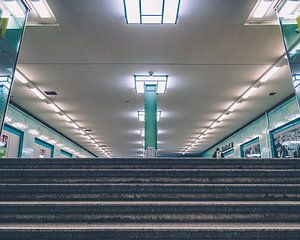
[0,0,300,239]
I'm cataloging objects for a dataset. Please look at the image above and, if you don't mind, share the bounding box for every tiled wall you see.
[4,104,95,158]
[202,96,300,158]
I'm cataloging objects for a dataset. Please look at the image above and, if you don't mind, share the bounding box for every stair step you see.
[1,158,300,169]
[0,223,299,240]
[0,201,299,223]
[1,169,299,183]
[0,184,299,201]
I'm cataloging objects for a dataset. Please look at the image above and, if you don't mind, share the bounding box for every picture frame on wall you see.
[223,149,234,158]
[240,137,261,158]
[270,118,300,158]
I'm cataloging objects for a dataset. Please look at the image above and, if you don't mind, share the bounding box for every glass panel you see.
[276,0,300,106]
[0,0,27,132]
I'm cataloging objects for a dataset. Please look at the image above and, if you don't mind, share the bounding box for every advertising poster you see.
[271,119,300,158]
[241,138,261,158]
[0,134,8,158]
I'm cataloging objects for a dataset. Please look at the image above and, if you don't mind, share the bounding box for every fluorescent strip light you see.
[79,129,86,135]
[210,121,219,128]
[242,86,259,99]
[32,0,53,18]
[124,0,140,23]
[163,0,180,23]
[260,66,280,82]
[218,114,226,121]
[70,122,79,129]
[15,70,28,84]
[30,87,46,100]
[4,0,25,18]
[61,114,71,122]
[228,102,241,112]
[278,0,300,17]
[48,103,60,113]
[253,0,273,18]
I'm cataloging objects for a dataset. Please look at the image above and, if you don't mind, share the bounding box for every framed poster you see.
[0,124,24,158]
[270,118,300,158]
[223,149,234,158]
[60,149,72,158]
[34,138,54,158]
[240,137,261,158]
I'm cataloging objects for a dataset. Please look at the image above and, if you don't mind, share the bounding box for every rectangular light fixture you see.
[210,121,219,128]
[259,66,280,82]
[15,70,28,84]
[70,122,79,129]
[138,111,161,122]
[47,103,60,113]
[135,75,168,94]
[31,0,54,18]
[252,0,273,18]
[4,0,26,18]
[78,129,86,136]
[218,114,226,122]
[30,87,46,100]
[61,114,71,122]
[228,102,241,112]
[124,0,181,24]
[242,86,259,99]
[278,0,300,18]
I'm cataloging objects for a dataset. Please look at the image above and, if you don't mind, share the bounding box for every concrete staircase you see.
[0,158,299,239]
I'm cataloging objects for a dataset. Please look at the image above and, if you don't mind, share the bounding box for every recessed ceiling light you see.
[47,103,60,113]
[242,86,259,99]
[259,66,281,83]
[124,0,181,24]
[135,75,168,94]
[30,87,46,100]
[15,70,28,84]
[252,0,273,18]
[31,0,54,18]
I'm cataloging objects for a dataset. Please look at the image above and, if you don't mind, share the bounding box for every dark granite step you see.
[0,183,299,201]
[0,169,300,184]
[0,201,299,223]
[0,223,299,240]
[1,158,300,169]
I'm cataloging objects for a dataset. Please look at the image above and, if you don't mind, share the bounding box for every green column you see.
[144,85,158,150]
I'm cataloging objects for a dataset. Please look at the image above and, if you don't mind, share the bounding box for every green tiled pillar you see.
[144,85,158,157]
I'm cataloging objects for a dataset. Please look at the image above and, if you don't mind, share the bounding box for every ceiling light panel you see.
[245,0,278,25]
[124,0,180,24]
[30,87,46,100]
[253,0,273,18]
[31,0,54,18]
[135,75,168,93]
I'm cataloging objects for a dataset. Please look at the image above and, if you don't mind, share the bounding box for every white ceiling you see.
[12,0,295,157]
